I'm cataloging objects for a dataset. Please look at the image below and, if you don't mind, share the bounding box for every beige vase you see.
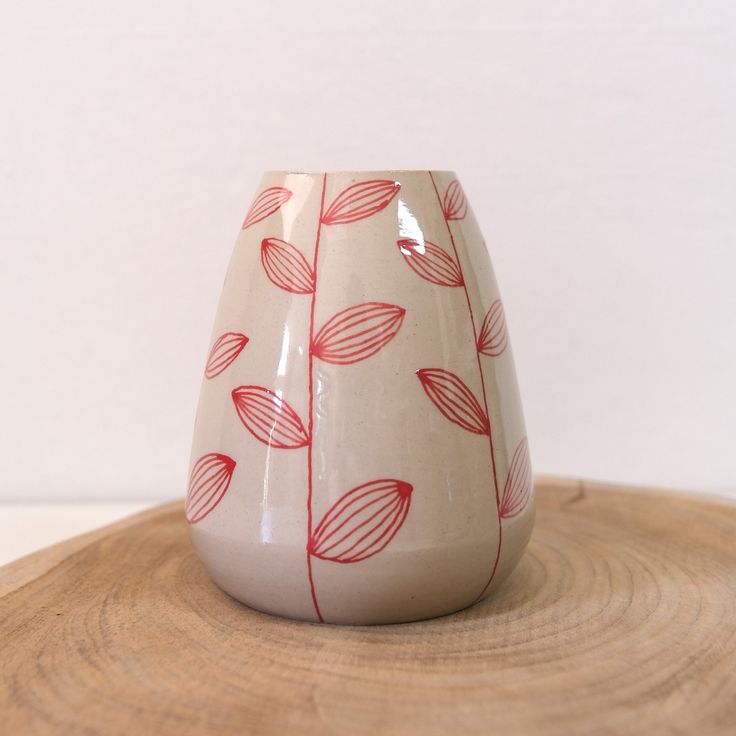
[187,170,534,624]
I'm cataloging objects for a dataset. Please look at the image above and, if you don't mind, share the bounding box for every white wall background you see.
[1,1,734,502]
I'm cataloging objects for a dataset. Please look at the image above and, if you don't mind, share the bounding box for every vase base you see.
[190,526,519,625]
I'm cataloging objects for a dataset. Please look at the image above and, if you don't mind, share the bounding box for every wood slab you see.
[1,478,735,735]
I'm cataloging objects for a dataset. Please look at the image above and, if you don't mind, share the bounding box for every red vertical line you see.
[428,171,503,602]
[306,173,328,622]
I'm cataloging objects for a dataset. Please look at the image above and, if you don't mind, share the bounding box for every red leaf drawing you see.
[309,479,413,563]
[477,299,508,357]
[186,453,236,524]
[261,238,315,294]
[397,239,464,287]
[416,368,490,435]
[242,187,292,230]
[443,179,467,220]
[231,386,309,449]
[204,332,249,379]
[312,302,405,365]
[321,180,400,225]
[500,438,532,518]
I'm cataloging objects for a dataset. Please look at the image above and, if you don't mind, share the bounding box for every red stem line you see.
[306,174,328,622]
[428,171,503,602]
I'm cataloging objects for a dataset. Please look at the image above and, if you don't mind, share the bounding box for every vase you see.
[186,170,534,624]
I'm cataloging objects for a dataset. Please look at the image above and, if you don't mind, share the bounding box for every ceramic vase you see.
[187,170,534,624]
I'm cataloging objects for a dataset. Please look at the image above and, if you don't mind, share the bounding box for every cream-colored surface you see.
[189,170,533,623]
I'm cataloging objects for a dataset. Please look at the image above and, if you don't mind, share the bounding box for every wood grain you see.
[1,478,735,735]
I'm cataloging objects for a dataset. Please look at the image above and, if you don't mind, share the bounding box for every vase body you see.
[187,170,534,624]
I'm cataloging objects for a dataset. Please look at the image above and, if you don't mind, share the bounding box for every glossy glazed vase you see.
[187,170,534,624]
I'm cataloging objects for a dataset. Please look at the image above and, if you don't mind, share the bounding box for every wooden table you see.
[1,478,735,735]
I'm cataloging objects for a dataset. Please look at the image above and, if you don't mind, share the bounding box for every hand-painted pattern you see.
[194,172,526,621]
[302,176,411,620]
[477,299,508,357]
[312,302,405,365]
[221,177,410,620]
[261,237,315,294]
[416,368,490,435]
[426,172,532,605]
[242,187,292,230]
[321,180,400,225]
[231,385,309,449]
[204,332,249,379]
[397,238,464,287]
[442,179,467,220]
[309,479,413,563]
[186,453,236,524]
[500,438,531,518]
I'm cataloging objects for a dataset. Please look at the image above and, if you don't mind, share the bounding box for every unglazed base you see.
[191,530,525,625]
[190,502,534,624]
[186,170,535,625]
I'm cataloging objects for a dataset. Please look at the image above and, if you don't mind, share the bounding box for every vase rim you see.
[263,169,457,177]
